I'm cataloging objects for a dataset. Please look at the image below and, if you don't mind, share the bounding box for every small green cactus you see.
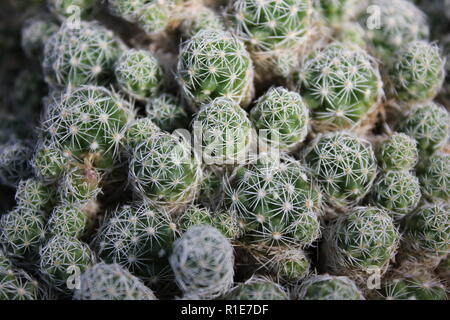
[15,178,55,212]
[377,276,447,300]
[295,274,365,300]
[304,131,377,209]
[58,166,102,204]
[417,153,449,202]
[136,0,174,35]
[376,133,419,171]
[47,203,89,238]
[31,140,69,184]
[0,267,41,300]
[115,49,164,101]
[269,248,310,283]
[145,94,188,132]
[47,0,95,21]
[21,15,59,59]
[124,117,161,150]
[177,29,254,109]
[169,225,234,298]
[74,262,158,300]
[228,276,289,300]
[107,0,146,22]
[179,4,224,38]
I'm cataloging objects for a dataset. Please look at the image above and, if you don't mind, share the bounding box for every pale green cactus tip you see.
[389,41,445,105]
[377,274,447,300]
[58,165,102,204]
[360,0,430,63]
[228,276,289,300]
[125,117,161,150]
[371,170,421,219]
[128,131,202,212]
[250,87,309,152]
[31,139,70,184]
[193,97,255,166]
[396,102,450,158]
[21,15,59,59]
[304,131,377,209]
[376,133,419,171]
[43,85,134,169]
[298,42,383,131]
[43,21,123,88]
[74,262,158,300]
[0,266,42,300]
[177,29,254,109]
[324,206,399,278]
[178,205,243,240]
[145,94,189,132]
[47,0,95,21]
[15,178,56,213]
[224,154,322,247]
[39,234,94,291]
[95,202,178,282]
[169,225,234,299]
[0,141,33,188]
[402,202,450,260]
[269,248,310,283]
[179,5,224,38]
[295,274,365,300]
[115,49,164,101]
[417,152,449,202]
[47,202,89,239]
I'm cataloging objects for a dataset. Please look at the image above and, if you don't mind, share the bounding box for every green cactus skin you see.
[169,225,234,299]
[179,5,224,38]
[15,179,56,213]
[43,21,122,88]
[31,140,70,184]
[371,170,421,219]
[47,203,89,239]
[377,276,447,300]
[177,29,254,109]
[44,86,133,168]
[39,235,94,291]
[295,274,365,300]
[323,206,400,279]
[249,87,309,152]
[304,131,377,209]
[0,141,33,188]
[115,49,164,101]
[107,0,147,22]
[223,154,322,247]
[417,153,449,202]
[402,202,450,260]
[95,203,178,283]
[124,117,161,151]
[21,15,59,60]
[136,1,175,35]
[74,262,158,300]
[389,41,445,105]
[145,94,188,132]
[269,248,310,283]
[128,131,202,212]
[396,102,450,158]
[193,97,255,166]
[316,0,359,27]
[228,276,289,300]
[298,43,383,130]
[58,166,102,204]
[0,209,47,263]
[47,0,95,21]
[0,267,41,300]
[376,133,419,171]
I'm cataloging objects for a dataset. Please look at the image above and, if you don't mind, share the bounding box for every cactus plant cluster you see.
[0,0,449,301]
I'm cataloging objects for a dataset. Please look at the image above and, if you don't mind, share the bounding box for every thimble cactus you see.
[177,29,254,109]
[43,21,122,88]
[249,87,309,152]
[316,0,356,26]
[269,248,310,283]
[15,178,55,212]
[115,49,164,101]
[376,133,419,171]
[295,274,365,300]
[228,276,289,300]
[298,43,383,130]
[323,206,399,278]
[47,0,95,21]
[47,203,89,238]
[21,15,59,59]
[192,97,254,165]
[396,102,450,157]
[31,140,69,184]
[304,131,377,209]
[371,170,421,219]
[145,94,188,132]
[223,154,322,246]
[136,0,174,35]
[74,262,158,300]
[0,267,41,300]
[417,153,449,202]
[179,5,224,38]
[124,117,161,150]
[169,225,234,298]
[58,166,102,204]
[389,41,445,105]
[128,131,202,211]
[377,276,447,300]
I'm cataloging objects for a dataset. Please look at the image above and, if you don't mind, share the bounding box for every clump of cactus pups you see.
[396,102,450,158]
[401,202,450,263]
[376,275,447,300]
[0,141,33,188]
[177,29,254,109]
[21,15,59,60]
[0,267,41,300]
[74,262,158,300]
[31,140,70,184]
[145,94,188,132]
[359,0,430,64]
[249,87,309,152]
[47,0,95,21]
[298,43,383,131]
[294,274,365,300]
[376,133,419,171]
[14,178,56,212]
[47,203,90,239]
[169,225,234,299]
[43,85,133,169]
[39,235,94,292]
[223,154,322,246]
[371,170,421,219]
[268,248,310,283]
[95,202,178,282]
[388,41,445,105]
[227,276,289,300]
[115,49,164,101]
[192,97,254,165]
[417,153,449,202]
[128,131,202,212]
[303,131,377,209]
[323,206,399,280]
[43,21,122,88]
[179,4,224,38]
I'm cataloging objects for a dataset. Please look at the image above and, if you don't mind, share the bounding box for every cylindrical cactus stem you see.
[15,178,56,213]
[145,94,189,132]
[375,133,419,172]
[47,0,96,21]
[227,275,289,300]
[294,274,365,300]
[417,152,449,202]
